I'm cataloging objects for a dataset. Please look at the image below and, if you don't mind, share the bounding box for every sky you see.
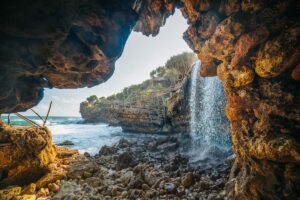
[23,10,191,117]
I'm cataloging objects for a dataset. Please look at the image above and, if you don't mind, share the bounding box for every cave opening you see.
[5,9,231,164]
[0,1,299,199]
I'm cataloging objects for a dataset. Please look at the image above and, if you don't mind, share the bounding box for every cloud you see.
[49,95,81,104]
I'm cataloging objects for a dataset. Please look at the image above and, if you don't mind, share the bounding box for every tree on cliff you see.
[82,52,197,108]
[165,52,197,75]
[87,95,98,104]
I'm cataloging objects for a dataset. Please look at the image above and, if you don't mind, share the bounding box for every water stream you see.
[189,61,231,163]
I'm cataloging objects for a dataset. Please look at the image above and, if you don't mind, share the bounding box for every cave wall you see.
[181,0,300,199]
[0,0,178,113]
[0,0,299,199]
[0,0,138,113]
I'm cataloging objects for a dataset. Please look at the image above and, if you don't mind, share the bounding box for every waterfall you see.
[189,61,201,136]
[189,61,231,162]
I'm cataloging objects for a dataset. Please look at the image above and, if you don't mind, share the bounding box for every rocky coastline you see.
[0,123,232,200]
[80,53,196,134]
[53,137,231,200]
[81,78,190,134]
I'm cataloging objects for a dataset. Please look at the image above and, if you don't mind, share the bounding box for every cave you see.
[0,0,299,199]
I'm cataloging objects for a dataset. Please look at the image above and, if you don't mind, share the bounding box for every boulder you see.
[99,145,117,156]
[116,151,136,170]
[181,172,194,188]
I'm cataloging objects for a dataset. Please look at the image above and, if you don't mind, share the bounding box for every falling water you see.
[189,61,201,131]
[189,61,231,162]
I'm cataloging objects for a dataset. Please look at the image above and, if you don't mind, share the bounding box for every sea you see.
[0,116,166,155]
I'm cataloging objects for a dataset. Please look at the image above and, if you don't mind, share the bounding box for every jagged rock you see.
[0,186,22,200]
[117,138,131,148]
[99,145,117,156]
[164,182,176,194]
[181,172,194,188]
[116,151,136,170]
[48,183,60,193]
[0,126,56,188]
[21,183,36,195]
[17,194,37,200]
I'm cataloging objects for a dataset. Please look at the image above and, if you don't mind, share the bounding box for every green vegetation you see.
[81,52,197,111]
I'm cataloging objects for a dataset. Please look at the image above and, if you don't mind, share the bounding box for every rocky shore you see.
[0,125,78,200]
[52,137,231,200]
[81,79,190,134]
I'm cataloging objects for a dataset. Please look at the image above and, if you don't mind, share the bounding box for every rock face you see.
[181,1,300,199]
[80,77,190,134]
[0,0,138,113]
[80,52,195,133]
[0,126,56,188]
[0,0,299,199]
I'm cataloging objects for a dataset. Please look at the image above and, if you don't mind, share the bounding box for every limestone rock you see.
[16,194,36,200]
[21,183,36,195]
[99,145,117,156]
[0,187,22,200]
[0,0,138,113]
[116,151,136,170]
[181,172,194,188]
[0,126,56,188]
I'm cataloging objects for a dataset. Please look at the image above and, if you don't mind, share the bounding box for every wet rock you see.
[83,152,91,158]
[145,190,156,198]
[156,141,179,151]
[116,151,136,170]
[142,183,150,190]
[181,172,194,188]
[120,170,133,185]
[176,185,185,196]
[82,172,93,179]
[129,189,142,199]
[121,191,128,198]
[99,145,117,156]
[111,186,119,197]
[164,182,176,194]
[117,138,131,148]
[57,140,74,146]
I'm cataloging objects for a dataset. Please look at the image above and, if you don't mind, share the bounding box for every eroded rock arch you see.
[0,0,299,199]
